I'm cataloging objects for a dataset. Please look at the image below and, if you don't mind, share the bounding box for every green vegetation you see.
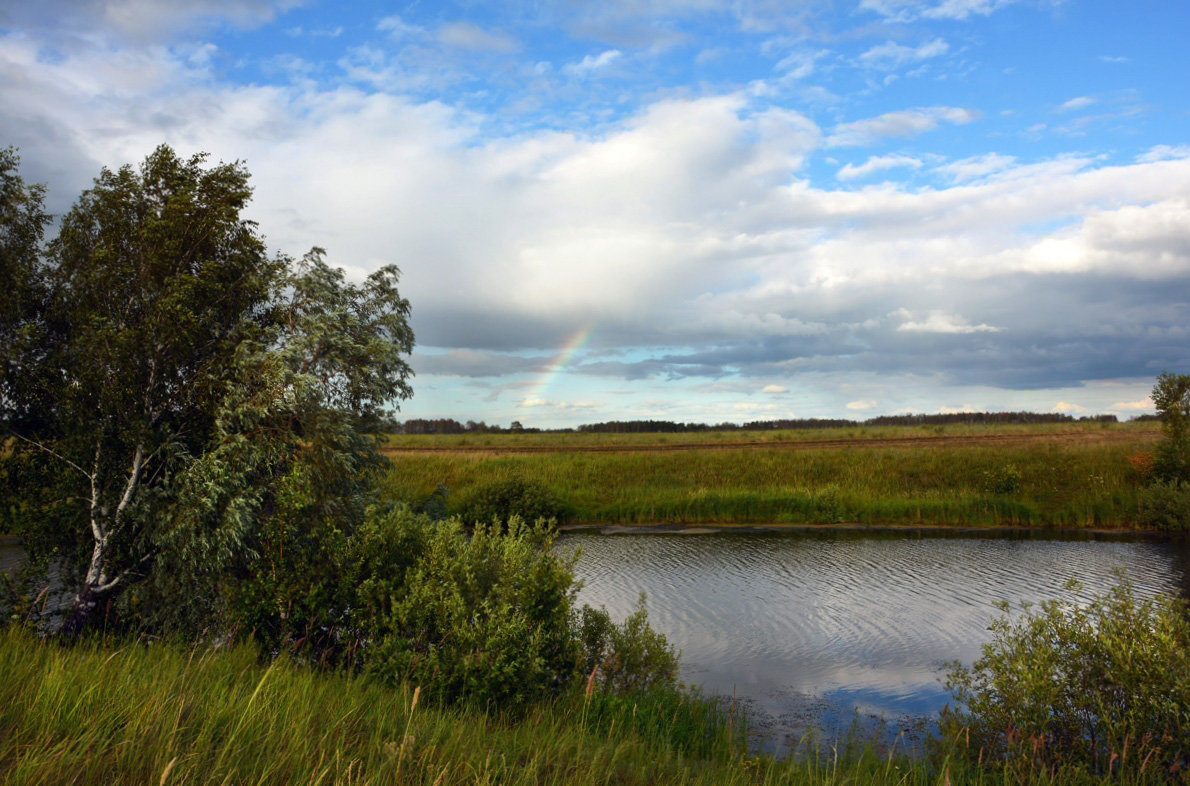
[1138,372,1190,531]
[0,144,682,730]
[4,144,1188,784]
[458,475,569,528]
[5,580,1190,784]
[944,580,1190,782]
[0,145,414,636]
[381,423,1159,529]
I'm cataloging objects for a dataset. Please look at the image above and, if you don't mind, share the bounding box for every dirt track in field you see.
[381,427,1160,457]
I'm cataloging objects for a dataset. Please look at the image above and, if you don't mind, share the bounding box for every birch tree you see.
[1,146,280,634]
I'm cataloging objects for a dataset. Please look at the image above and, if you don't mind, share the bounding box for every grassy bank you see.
[381,423,1160,529]
[0,628,1075,786]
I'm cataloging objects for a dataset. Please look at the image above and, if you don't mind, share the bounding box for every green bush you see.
[1139,481,1190,531]
[982,463,1022,495]
[943,580,1190,780]
[458,475,566,527]
[579,595,680,695]
[362,514,580,712]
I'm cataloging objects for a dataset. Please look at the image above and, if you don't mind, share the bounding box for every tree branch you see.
[9,431,92,480]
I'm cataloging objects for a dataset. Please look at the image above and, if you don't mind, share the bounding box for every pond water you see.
[559,529,1190,753]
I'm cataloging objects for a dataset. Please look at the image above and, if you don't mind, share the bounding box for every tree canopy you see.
[0,145,414,637]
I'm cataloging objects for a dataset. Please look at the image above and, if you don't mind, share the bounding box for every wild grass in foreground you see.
[3,623,1186,786]
[381,424,1160,529]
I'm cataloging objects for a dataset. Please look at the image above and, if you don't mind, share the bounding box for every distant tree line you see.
[392,411,1123,435]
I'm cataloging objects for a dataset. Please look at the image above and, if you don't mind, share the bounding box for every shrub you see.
[1138,481,1190,532]
[943,580,1190,780]
[579,595,680,695]
[458,475,565,527]
[981,463,1022,495]
[360,514,581,712]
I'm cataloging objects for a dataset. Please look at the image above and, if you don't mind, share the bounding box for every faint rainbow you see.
[527,324,595,401]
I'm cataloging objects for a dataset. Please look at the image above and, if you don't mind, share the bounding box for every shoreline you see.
[556,521,1171,538]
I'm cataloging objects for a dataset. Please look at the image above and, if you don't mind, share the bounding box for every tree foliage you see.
[0,145,413,637]
[1151,371,1190,486]
[0,144,681,719]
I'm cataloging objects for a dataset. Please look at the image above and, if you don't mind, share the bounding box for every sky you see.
[2,0,1187,428]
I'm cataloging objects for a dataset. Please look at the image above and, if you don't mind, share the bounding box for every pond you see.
[559,528,1190,754]
[4,529,1187,753]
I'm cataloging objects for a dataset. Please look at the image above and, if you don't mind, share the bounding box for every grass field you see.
[0,627,1080,786]
[380,422,1161,529]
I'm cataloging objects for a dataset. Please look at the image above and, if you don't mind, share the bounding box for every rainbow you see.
[527,324,595,401]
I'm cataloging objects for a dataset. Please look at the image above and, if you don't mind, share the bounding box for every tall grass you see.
[4,628,1183,784]
[380,425,1158,529]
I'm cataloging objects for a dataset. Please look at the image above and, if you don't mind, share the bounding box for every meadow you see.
[0,627,1123,786]
[381,422,1161,530]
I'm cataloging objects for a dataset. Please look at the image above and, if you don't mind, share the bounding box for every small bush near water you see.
[458,475,567,528]
[942,579,1190,782]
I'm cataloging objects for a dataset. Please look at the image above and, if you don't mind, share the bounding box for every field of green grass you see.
[381,422,1161,529]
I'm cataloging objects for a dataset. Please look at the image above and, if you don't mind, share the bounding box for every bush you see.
[1138,481,1190,531]
[361,514,580,712]
[579,595,680,695]
[982,463,1022,495]
[458,475,566,527]
[943,580,1190,780]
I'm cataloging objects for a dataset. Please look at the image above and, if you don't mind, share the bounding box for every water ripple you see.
[562,530,1186,743]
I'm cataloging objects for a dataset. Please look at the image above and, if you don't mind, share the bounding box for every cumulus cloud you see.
[3,7,1188,424]
[846,399,878,410]
[826,107,978,147]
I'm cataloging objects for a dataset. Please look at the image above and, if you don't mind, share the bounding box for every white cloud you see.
[837,154,923,181]
[377,15,426,40]
[934,153,1016,182]
[1057,96,1096,113]
[733,402,781,412]
[858,38,949,70]
[893,309,1000,334]
[563,49,623,77]
[860,0,1017,22]
[826,107,978,148]
[1109,398,1153,411]
[4,16,1189,423]
[1138,145,1190,163]
[774,49,827,80]
[762,384,787,393]
[436,21,519,53]
[1053,401,1087,413]
[846,399,878,410]
[519,397,601,410]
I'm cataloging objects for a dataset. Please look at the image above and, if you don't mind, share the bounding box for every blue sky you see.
[2,0,1187,427]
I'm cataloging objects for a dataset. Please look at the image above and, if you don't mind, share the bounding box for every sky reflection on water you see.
[561,530,1187,752]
